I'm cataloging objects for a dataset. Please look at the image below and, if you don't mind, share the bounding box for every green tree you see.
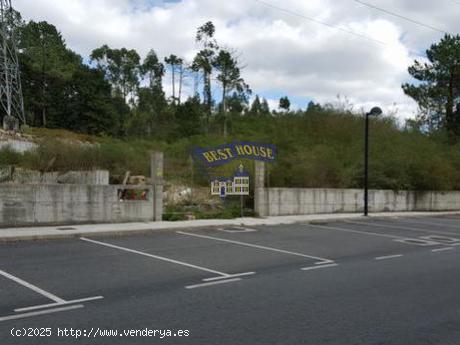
[62,65,126,135]
[191,21,219,125]
[129,86,168,137]
[279,96,291,111]
[306,101,323,113]
[19,21,80,127]
[164,54,183,105]
[90,45,141,104]
[250,95,262,115]
[261,98,270,115]
[249,96,270,116]
[139,49,167,130]
[226,92,249,115]
[19,20,129,134]
[403,34,460,135]
[174,96,204,138]
[213,50,250,111]
[142,49,164,91]
[213,49,251,137]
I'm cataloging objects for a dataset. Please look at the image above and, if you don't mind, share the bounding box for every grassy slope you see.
[2,110,460,191]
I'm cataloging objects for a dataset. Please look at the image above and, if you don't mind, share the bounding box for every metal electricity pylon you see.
[0,0,25,127]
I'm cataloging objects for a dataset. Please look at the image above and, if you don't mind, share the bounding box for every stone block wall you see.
[0,184,154,227]
[255,188,460,217]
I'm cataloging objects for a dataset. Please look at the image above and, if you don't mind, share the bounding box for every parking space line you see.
[420,235,460,242]
[202,272,256,282]
[0,269,65,303]
[185,278,242,290]
[301,263,338,271]
[375,255,403,261]
[310,224,439,248]
[396,218,460,229]
[14,296,104,313]
[0,305,83,323]
[176,231,334,264]
[345,220,460,237]
[308,224,404,240]
[392,237,439,246]
[431,247,455,253]
[217,227,258,233]
[80,237,230,277]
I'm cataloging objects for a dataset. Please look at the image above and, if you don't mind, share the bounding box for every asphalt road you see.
[1,216,460,344]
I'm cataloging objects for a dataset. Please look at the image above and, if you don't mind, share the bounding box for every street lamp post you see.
[364,107,383,216]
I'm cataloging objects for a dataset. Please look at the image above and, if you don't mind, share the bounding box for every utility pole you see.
[0,0,25,129]
[363,107,382,216]
[364,112,370,216]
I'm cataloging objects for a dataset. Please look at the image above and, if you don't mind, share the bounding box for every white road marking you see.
[80,237,229,277]
[177,231,333,264]
[217,227,258,233]
[346,220,460,237]
[393,238,439,246]
[202,272,256,282]
[396,218,460,230]
[309,224,438,246]
[0,305,83,323]
[431,247,455,252]
[301,263,338,271]
[374,254,403,261]
[420,235,460,243]
[308,224,405,239]
[15,296,104,313]
[0,269,65,303]
[185,278,242,289]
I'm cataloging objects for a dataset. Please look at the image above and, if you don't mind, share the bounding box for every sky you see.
[13,0,460,119]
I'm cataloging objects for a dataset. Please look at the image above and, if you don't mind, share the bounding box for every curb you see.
[1,211,460,243]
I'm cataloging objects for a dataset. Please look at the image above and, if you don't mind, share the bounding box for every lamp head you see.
[367,107,383,116]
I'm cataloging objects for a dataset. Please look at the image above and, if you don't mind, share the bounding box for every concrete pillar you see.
[3,116,19,131]
[254,161,268,217]
[150,152,164,222]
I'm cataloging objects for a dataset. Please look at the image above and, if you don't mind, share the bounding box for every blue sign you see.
[193,142,277,168]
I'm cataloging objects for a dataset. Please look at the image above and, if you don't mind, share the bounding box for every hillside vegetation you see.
[2,108,460,191]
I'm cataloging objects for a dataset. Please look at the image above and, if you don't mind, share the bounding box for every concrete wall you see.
[0,184,154,227]
[256,188,460,217]
[56,170,109,185]
[0,168,109,185]
[0,139,37,153]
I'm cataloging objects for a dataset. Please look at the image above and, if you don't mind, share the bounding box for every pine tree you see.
[279,96,291,111]
[403,34,460,135]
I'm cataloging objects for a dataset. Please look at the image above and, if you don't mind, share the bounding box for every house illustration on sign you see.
[211,164,250,197]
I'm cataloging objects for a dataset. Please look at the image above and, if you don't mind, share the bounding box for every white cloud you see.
[13,0,460,120]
